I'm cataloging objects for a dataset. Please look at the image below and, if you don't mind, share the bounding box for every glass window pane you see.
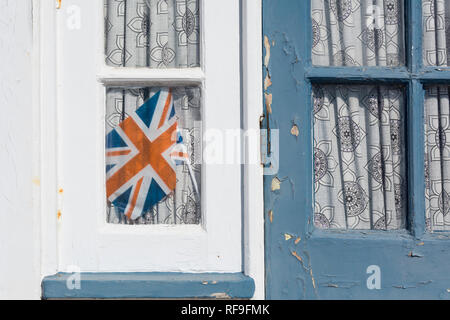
[105,0,200,68]
[424,85,450,232]
[313,84,407,230]
[311,0,405,67]
[105,87,201,225]
[423,0,450,66]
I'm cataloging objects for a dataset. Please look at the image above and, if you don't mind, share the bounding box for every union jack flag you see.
[106,88,196,220]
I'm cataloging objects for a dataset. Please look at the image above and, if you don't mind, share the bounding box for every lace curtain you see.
[106,87,202,225]
[311,0,405,67]
[423,1,450,231]
[425,86,450,232]
[105,0,200,68]
[314,85,407,230]
[423,0,450,66]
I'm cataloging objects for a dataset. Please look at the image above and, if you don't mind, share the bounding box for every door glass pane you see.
[106,87,201,225]
[423,0,450,66]
[105,0,200,68]
[311,0,405,67]
[313,84,407,230]
[424,85,450,232]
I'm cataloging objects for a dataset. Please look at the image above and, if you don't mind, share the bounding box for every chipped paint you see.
[268,210,273,223]
[57,210,62,220]
[290,124,299,137]
[417,242,425,246]
[310,269,316,289]
[294,237,301,245]
[210,292,231,299]
[284,234,292,241]
[408,251,424,258]
[32,178,41,186]
[58,188,64,194]
[291,251,303,262]
[264,75,272,91]
[264,93,272,114]
[264,35,271,68]
[271,177,281,191]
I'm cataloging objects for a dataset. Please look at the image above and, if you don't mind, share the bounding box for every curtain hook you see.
[57,0,62,9]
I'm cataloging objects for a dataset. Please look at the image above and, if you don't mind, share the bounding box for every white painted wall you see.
[0,0,41,299]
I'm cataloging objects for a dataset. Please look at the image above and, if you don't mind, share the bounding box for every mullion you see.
[407,0,426,236]
[407,79,426,237]
[408,0,423,73]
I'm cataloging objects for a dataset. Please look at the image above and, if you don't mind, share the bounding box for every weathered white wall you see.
[0,0,40,299]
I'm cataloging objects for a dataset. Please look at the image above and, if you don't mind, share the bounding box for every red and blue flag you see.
[106,88,195,220]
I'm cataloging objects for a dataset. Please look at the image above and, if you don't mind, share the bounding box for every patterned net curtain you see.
[311,0,405,67]
[423,0,450,66]
[424,86,450,232]
[313,85,407,230]
[106,87,202,225]
[423,1,450,232]
[105,0,200,68]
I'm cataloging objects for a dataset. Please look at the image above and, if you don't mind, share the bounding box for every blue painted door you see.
[263,0,450,299]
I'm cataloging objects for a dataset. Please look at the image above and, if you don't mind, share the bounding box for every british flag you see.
[106,88,194,220]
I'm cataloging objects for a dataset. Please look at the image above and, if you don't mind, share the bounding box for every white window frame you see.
[37,0,264,299]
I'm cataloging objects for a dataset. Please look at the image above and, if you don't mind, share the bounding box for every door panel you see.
[263,0,450,299]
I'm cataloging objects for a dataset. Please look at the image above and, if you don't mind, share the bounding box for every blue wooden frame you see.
[264,0,450,299]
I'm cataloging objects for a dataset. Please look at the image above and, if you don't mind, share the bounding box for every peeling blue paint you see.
[263,0,450,299]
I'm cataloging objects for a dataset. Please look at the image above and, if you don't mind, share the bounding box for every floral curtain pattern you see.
[106,87,201,225]
[105,0,200,68]
[311,0,405,67]
[424,86,450,231]
[422,0,450,66]
[314,85,407,230]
